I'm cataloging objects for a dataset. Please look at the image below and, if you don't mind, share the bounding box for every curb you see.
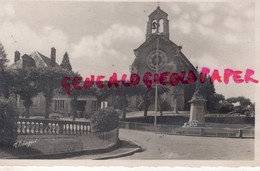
[94,139,143,160]
[6,139,142,160]
[94,147,141,160]
[126,139,144,152]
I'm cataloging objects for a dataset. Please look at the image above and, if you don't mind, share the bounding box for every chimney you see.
[50,47,56,67]
[14,51,20,63]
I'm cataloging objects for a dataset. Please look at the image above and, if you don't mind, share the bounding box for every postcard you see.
[0,0,259,168]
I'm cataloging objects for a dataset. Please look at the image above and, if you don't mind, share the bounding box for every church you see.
[130,6,196,112]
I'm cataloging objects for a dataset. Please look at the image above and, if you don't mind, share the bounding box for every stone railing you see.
[15,119,119,156]
[16,118,91,135]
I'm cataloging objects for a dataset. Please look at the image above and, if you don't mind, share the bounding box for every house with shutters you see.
[7,48,99,118]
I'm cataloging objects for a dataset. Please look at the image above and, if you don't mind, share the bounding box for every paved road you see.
[117,129,254,160]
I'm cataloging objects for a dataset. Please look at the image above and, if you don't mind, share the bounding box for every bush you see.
[0,98,19,146]
[219,101,233,114]
[90,108,119,132]
[219,106,232,114]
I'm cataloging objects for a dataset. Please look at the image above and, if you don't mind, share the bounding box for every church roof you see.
[135,34,175,51]
[149,6,168,18]
[134,34,196,71]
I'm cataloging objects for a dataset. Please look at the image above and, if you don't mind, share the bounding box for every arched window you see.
[158,19,164,33]
[152,20,157,33]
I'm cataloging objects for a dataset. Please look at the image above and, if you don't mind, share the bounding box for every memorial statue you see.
[192,70,203,99]
[184,69,207,127]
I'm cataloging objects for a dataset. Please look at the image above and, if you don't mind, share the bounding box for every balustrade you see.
[17,118,91,135]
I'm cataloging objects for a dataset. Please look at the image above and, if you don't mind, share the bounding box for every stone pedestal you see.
[184,96,207,127]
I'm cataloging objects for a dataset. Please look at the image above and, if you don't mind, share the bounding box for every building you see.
[130,6,196,112]
[8,48,99,118]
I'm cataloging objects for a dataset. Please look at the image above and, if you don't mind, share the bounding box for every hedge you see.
[0,98,19,146]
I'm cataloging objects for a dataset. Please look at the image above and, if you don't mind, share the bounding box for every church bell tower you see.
[146,6,170,40]
[131,6,196,112]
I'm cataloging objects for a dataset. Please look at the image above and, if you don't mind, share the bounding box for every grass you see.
[0,144,42,159]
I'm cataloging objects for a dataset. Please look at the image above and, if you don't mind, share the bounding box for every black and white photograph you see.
[0,0,259,168]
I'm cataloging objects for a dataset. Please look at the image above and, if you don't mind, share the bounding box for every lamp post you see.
[154,35,159,127]
[154,30,161,127]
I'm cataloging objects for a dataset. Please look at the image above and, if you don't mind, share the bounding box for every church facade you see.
[130,7,196,112]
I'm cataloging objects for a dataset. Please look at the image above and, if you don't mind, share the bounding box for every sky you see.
[0,0,257,102]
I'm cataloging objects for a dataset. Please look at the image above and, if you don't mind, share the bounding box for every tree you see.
[210,93,225,102]
[219,100,233,113]
[172,84,184,114]
[69,88,81,121]
[110,85,140,120]
[60,52,72,71]
[95,81,113,108]
[227,96,252,107]
[8,68,41,118]
[226,96,252,114]
[226,97,237,104]
[136,84,169,117]
[248,103,255,117]
[0,42,8,72]
[0,70,10,99]
[209,93,225,112]
[60,74,96,121]
[0,43,9,98]
[237,96,252,107]
[38,67,70,119]
[60,72,82,120]
[140,86,151,117]
[184,83,196,110]
[199,75,215,112]
[0,97,19,146]
[159,98,171,116]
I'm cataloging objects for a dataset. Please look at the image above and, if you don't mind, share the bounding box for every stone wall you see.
[16,128,119,155]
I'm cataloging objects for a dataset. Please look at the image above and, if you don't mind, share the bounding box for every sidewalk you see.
[125,111,189,118]
[120,121,254,138]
